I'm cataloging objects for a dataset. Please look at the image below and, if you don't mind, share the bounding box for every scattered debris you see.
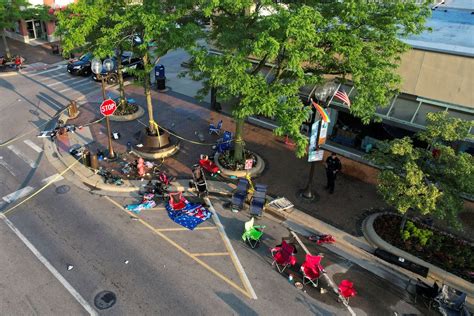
[67,265,74,271]
[124,260,129,264]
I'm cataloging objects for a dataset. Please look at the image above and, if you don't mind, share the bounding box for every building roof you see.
[401,1,474,57]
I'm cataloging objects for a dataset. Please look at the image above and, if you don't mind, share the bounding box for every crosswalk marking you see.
[27,65,62,76]
[7,145,39,168]
[47,76,80,87]
[41,174,64,184]
[0,156,16,176]
[2,186,35,203]
[23,140,43,153]
[58,79,93,93]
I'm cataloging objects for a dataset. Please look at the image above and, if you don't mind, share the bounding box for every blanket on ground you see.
[165,203,212,230]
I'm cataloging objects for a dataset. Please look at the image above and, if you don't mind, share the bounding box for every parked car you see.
[66,52,94,76]
[92,52,143,84]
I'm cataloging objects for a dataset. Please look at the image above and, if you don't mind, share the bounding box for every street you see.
[0,58,432,315]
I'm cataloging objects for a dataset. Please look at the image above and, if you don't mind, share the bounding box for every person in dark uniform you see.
[325,153,342,194]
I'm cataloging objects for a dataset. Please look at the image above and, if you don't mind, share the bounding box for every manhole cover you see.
[55,185,70,194]
[94,291,116,310]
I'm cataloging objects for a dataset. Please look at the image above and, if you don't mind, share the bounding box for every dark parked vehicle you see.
[92,52,143,84]
[67,52,94,76]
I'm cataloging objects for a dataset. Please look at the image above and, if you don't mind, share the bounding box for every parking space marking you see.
[104,196,252,299]
[155,226,217,232]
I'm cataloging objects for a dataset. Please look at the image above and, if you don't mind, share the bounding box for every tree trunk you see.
[142,53,159,136]
[233,117,245,162]
[400,211,409,232]
[116,49,126,110]
[2,31,11,59]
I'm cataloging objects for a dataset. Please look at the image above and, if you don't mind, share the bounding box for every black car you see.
[92,52,143,84]
[67,52,94,76]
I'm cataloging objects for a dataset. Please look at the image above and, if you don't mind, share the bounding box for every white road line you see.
[204,197,258,300]
[0,156,16,177]
[27,65,62,76]
[47,76,81,87]
[0,213,98,316]
[2,186,35,203]
[7,145,39,168]
[23,140,43,153]
[58,79,92,93]
[41,173,64,184]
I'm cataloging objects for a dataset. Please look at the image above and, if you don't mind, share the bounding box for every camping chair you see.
[168,192,188,210]
[250,184,267,217]
[209,120,223,135]
[231,178,249,212]
[216,131,233,153]
[241,217,265,248]
[301,254,324,287]
[338,280,357,304]
[271,240,297,273]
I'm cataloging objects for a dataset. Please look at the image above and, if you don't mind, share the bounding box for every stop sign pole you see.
[99,98,117,159]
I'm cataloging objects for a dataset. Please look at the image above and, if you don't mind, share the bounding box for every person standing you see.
[325,152,342,194]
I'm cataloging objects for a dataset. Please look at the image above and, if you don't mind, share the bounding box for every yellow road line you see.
[104,196,251,299]
[192,252,229,257]
[3,160,80,217]
[155,226,217,232]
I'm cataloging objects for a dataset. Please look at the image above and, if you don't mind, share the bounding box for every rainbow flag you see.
[311,99,330,123]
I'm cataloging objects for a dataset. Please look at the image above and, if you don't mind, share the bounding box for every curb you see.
[362,213,474,308]
[214,151,265,178]
[109,105,145,122]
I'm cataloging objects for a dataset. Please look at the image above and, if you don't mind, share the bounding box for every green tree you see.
[369,112,474,230]
[187,0,431,163]
[0,0,32,59]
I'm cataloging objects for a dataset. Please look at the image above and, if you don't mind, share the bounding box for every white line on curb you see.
[23,140,43,153]
[204,197,258,300]
[0,213,98,315]
[2,186,35,204]
[41,173,64,184]
[7,145,38,168]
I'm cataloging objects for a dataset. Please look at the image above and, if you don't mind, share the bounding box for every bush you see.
[401,220,433,246]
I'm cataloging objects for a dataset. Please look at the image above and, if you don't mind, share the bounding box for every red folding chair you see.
[168,192,188,210]
[271,240,297,273]
[301,254,324,287]
[338,279,357,304]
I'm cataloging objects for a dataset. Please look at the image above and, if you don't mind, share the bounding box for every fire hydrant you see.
[137,157,145,178]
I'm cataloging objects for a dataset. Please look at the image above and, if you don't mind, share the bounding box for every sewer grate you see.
[55,185,70,194]
[94,291,116,310]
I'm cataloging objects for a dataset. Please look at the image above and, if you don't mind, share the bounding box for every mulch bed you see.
[373,214,474,283]
[218,150,257,171]
[114,102,138,116]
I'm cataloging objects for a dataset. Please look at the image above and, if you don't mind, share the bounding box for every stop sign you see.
[100,99,117,116]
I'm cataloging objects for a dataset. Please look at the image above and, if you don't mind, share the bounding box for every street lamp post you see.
[300,81,339,201]
[91,58,116,159]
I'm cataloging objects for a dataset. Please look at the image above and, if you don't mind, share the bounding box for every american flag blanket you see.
[166,203,212,230]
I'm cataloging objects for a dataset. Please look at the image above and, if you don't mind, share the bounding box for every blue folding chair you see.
[231,178,249,212]
[209,120,223,135]
[216,131,233,153]
[250,184,267,217]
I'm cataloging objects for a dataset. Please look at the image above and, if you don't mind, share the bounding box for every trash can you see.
[154,64,166,90]
[51,44,60,55]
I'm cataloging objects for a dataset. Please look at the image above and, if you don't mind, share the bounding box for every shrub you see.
[401,221,433,246]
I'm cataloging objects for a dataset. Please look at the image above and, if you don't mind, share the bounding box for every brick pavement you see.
[0,37,63,65]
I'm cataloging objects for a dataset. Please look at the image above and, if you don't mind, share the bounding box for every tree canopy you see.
[369,112,474,229]
[187,0,431,160]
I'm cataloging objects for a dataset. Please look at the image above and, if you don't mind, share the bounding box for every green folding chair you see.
[242,217,265,248]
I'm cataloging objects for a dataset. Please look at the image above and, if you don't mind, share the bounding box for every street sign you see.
[100,99,117,116]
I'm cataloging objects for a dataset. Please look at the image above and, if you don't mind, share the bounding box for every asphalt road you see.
[0,63,431,316]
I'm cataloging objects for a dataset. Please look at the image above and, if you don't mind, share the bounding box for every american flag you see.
[334,90,351,107]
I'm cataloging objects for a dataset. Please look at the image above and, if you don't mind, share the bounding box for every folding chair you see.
[301,254,324,287]
[168,192,188,210]
[216,131,233,153]
[209,120,223,135]
[250,184,267,217]
[338,280,357,304]
[241,217,265,248]
[271,240,296,273]
[231,178,249,212]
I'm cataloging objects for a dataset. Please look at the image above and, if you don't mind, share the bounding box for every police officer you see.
[325,152,342,194]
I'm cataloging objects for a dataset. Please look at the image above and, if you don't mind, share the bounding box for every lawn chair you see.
[301,254,324,287]
[209,120,223,135]
[215,131,233,153]
[338,280,357,304]
[241,217,265,248]
[250,184,267,217]
[271,240,297,273]
[231,178,249,212]
[168,192,188,211]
